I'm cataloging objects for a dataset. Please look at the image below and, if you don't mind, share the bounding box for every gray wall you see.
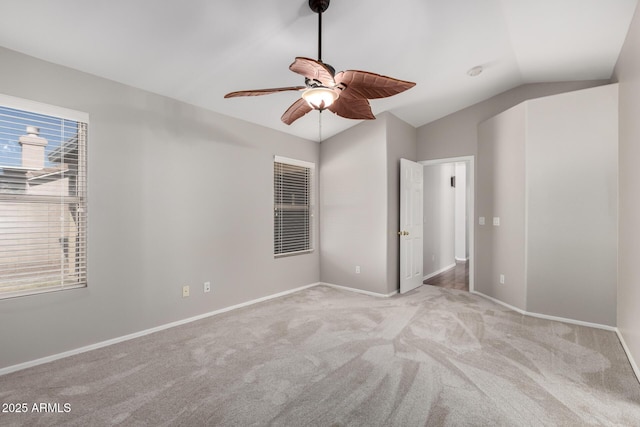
[476,85,618,325]
[319,113,415,296]
[422,163,456,279]
[526,85,618,326]
[319,117,388,294]
[417,81,610,162]
[0,47,320,370]
[477,104,527,309]
[416,80,613,316]
[385,114,417,294]
[613,0,640,371]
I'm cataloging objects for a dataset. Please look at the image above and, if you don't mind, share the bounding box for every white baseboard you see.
[0,282,321,377]
[471,290,527,315]
[470,290,616,331]
[472,290,640,383]
[321,282,398,298]
[423,263,457,282]
[455,257,469,263]
[615,328,640,384]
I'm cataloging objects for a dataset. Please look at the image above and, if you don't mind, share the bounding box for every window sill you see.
[274,249,314,259]
[0,283,87,300]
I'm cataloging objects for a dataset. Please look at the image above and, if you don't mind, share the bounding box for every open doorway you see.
[419,157,474,292]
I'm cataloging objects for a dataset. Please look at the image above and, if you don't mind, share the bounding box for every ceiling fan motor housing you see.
[309,0,330,14]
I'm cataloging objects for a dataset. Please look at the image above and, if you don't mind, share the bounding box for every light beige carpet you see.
[1,284,639,426]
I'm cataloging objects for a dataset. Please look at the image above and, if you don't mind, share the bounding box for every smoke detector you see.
[467,65,483,77]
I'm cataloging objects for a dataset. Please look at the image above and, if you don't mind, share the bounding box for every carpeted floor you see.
[1,284,639,426]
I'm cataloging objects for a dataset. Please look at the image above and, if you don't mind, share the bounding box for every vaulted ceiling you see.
[0,0,636,141]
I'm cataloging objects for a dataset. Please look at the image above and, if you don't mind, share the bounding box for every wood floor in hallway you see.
[423,261,469,291]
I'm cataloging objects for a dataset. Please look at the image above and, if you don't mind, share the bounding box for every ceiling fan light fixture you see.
[302,87,339,110]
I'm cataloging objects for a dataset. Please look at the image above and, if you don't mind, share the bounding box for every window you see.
[274,156,314,256]
[0,94,88,298]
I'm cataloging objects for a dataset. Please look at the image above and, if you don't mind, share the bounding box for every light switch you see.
[493,217,500,226]
[479,217,485,225]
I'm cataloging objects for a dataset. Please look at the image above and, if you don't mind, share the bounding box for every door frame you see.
[419,156,475,293]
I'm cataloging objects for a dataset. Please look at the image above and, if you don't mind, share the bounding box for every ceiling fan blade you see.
[334,70,415,100]
[281,98,313,125]
[328,97,375,120]
[224,86,306,98]
[289,57,335,87]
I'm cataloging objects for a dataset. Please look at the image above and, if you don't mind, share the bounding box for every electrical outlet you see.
[479,216,485,225]
[355,265,361,274]
[493,217,500,226]
[182,285,190,298]
[204,281,211,293]
[499,274,505,285]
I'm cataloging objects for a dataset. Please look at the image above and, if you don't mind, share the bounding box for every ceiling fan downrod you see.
[309,0,330,62]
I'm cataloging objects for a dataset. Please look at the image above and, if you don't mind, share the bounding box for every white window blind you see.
[0,96,88,299]
[274,156,314,256]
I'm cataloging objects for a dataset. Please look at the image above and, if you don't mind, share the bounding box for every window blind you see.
[274,156,313,256]
[0,97,88,299]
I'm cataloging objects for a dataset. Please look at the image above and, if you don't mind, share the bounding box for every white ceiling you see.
[0,0,637,141]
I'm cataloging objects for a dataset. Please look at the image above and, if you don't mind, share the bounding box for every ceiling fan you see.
[224,0,416,125]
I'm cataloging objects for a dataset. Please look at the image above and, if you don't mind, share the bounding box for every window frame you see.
[273,155,315,258]
[0,94,89,299]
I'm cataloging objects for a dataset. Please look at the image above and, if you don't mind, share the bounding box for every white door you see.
[400,158,424,294]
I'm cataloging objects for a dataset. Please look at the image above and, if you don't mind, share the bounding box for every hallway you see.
[423,261,469,291]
